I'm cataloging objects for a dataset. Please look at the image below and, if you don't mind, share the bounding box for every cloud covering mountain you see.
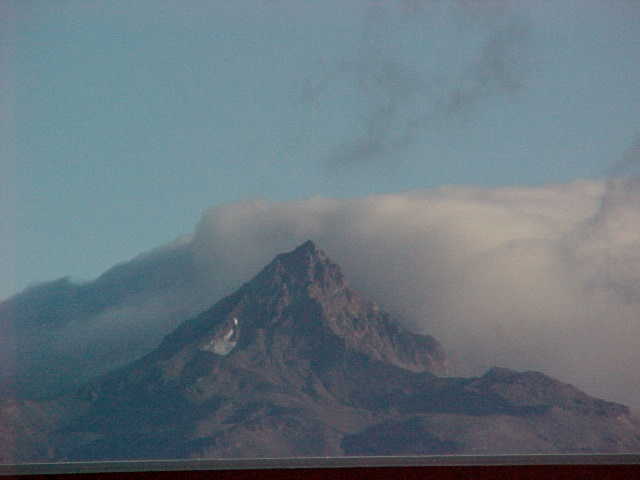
[3,179,640,409]
[188,179,640,408]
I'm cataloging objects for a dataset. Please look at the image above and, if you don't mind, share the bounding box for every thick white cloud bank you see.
[188,179,640,407]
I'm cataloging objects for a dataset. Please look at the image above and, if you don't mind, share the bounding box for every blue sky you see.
[2,0,639,300]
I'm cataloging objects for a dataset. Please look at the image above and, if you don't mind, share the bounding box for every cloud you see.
[442,19,529,115]
[298,0,531,169]
[604,134,640,200]
[187,180,640,408]
[570,135,640,307]
[5,179,640,409]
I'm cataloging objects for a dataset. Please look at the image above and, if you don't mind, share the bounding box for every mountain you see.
[3,241,640,462]
[0,241,212,399]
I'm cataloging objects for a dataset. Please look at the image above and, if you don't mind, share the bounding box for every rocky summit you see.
[3,241,640,462]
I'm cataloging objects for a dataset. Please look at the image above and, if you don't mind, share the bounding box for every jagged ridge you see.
[3,241,640,462]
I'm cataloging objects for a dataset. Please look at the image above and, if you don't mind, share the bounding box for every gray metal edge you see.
[1,454,640,476]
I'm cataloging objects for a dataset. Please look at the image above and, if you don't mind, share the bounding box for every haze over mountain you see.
[2,181,640,410]
[3,241,640,462]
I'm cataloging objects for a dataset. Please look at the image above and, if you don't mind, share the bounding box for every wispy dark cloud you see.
[325,58,431,168]
[607,133,640,177]
[587,134,640,232]
[577,134,640,304]
[298,0,532,169]
[443,20,529,115]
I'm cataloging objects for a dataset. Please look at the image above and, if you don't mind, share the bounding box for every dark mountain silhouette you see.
[2,241,640,462]
[0,242,212,399]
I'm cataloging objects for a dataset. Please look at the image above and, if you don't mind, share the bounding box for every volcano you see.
[3,241,640,461]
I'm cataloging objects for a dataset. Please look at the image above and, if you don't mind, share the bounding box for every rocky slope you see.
[3,241,640,461]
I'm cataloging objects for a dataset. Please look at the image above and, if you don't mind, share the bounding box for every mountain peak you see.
[296,239,319,254]
[158,241,447,377]
[277,239,326,268]
[253,240,345,297]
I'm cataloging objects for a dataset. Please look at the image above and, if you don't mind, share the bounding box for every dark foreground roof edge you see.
[2,454,640,476]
